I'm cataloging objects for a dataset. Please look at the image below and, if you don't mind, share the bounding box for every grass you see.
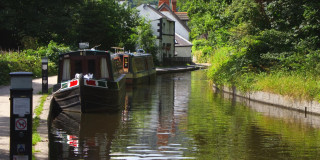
[32,88,52,156]
[206,45,320,102]
[209,69,320,102]
[253,72,320,101]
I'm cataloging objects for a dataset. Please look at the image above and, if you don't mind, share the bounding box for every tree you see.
[0,0,82,49]
[127,17,159,62]
[0,0,140,51]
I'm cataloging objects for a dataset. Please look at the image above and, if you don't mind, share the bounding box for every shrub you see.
[0,41,69,85]
[36,41,71,66]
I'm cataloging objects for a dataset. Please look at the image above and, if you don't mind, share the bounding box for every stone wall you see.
[213,85,320,116]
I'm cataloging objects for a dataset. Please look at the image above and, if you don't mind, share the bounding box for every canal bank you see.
[156,64,209,74]
[0,75,57,159]
[213,85,320,116]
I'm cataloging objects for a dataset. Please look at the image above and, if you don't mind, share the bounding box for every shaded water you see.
[49,70,320,159]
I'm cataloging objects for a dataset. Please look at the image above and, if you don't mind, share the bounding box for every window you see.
[112,57,123,79]
[88,59,95,75]
[75,60,82,74]
[101,58,109,79]
[166,43,171,50]
[62,59,70,81]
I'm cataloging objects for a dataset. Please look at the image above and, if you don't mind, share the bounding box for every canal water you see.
[49,70,320,159]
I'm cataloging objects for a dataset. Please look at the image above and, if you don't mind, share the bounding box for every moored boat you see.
[52,50,126,113]
[118,53,156,84]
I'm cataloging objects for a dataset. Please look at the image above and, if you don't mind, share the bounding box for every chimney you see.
[158,0,176,12]
[158,0,169,7]
[172,0,176,12]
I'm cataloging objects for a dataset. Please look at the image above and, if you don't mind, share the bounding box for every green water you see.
[49,70,320,159]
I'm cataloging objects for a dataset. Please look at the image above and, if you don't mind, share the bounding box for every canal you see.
[48,70,320,159]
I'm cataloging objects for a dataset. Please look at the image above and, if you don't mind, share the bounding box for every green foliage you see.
[36,41,71,65]
[0,41,66,85]
[0,0,140,51]
[127,17,159,63]
[191,39,213,63]
[176,0,190,12]
[192,39,210,51]
[253,72,320,101]
[185,0,320,100]
[207,46,234,80]
[0,52,42,81]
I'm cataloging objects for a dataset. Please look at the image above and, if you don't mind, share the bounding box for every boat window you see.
[88,59,96,76]
[75,60,82,74]
[62,59,70,80]
[101,57,109,79]
[112,57,123,78]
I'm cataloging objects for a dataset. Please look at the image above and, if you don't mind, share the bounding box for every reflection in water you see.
[49,111,121,159]
[49,70,320,159]
[109,73,194,159]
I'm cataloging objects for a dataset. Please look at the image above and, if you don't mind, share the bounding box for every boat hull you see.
[53,75,126,113]
[125,70,156,85]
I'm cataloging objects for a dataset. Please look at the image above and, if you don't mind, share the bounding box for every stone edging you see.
[156,66,199,74]
[213,85,320,115]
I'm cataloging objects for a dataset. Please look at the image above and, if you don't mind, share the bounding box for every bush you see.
[36,41,71,66]
[191,40,213,63]
[0,41,70,85]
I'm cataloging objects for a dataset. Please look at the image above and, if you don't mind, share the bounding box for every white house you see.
[158,3,190,41]
[137,1,192,65]
[158,2,192,64]
[136,4,175,63]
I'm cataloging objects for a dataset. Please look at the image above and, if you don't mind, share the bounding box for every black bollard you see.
[9,72,33,160]
[42,57,48,94]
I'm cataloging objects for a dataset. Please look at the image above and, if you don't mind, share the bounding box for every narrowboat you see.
[119,53,156,84]
[52,50,126,113]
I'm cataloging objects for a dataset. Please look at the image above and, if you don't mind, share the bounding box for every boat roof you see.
[117,53,153,57]
[59,49,110,57]
[111,47,124,50]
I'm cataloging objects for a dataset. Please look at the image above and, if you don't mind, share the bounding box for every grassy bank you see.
[209,70,320,101]
[206,47,320,102]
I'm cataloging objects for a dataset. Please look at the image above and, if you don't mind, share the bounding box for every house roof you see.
[158,3,190,32]
[141,4,174,22]
[175,33,192,47]
[175,12,189,21]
